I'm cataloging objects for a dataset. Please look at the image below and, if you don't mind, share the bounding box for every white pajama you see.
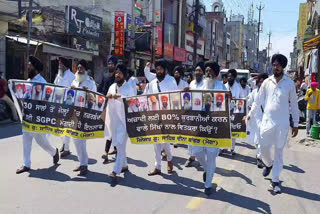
[23,132,56,168]
[113,140,128,175]
[73,139,88,166]
[260,144,284,182]
[187,145,195,156]
[256,143,262,159]
[194,147,219,188]
[154,143,173,170]
[63,136,70,151]
[231,138,236,150]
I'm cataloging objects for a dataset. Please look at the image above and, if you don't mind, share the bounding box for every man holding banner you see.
[105,64,136,182]
[54,57,75,158]
[70,60,97,176]
[145,59,178,176]
[193,61,227,196]
[16,56,59,174]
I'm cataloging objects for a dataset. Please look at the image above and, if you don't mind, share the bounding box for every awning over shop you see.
[6,35,93,61]
[303,35,320,51]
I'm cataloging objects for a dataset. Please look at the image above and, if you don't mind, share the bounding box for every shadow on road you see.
[281,186,320,201]
[235,142,256,150]
[220,152,257,165]
[215,167,254,186]
[127,157,148,168]
[283,164,305,173]
[0,123,22,139]
[61,154,97,165]
[28,164,71,182]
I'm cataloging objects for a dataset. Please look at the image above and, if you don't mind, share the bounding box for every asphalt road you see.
[0,123,319,214]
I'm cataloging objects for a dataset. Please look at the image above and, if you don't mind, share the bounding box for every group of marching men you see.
[15,53,299,196]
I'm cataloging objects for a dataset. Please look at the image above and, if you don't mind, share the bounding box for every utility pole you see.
[151,0,156,65]
[131,0,136,71]
[256,3,264,61]
[267,31,272,65]
[26,0,33,71]
[193,0,200,66]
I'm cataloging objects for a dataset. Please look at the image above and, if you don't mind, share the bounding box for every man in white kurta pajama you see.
[106,64,136,182]
[16,56,59,174]
[54,57,75,158]
[71,60,97,176]
[185,62,205,167]
[224,69,242,155]
[247,54,299,193]
[193,61,227,196]
[145,59,178,176]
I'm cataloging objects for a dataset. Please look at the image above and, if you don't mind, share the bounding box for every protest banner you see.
[230,98,247,138]
[124,90,232,148]
[9,80,106,139]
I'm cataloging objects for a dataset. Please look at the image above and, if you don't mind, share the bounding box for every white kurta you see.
[54,69,75,151]
[54,69,75,87]
[105,81,136,175]
[23,74,56,168]
[225,81,242,98]
[193,79,227,189]
[239,85,251,98]
[248,75,299,183]
[145,75,178,170]
[177,79,189,90]
[71,74,97,167]
[127,76,138,96]
[247,88,263,145]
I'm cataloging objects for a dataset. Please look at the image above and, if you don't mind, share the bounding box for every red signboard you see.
[174,47,187,62]
[114,11,125,56]
[156,26,163,56]
[164,43,174,58]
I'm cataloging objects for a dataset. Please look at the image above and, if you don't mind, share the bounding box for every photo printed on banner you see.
[234,100,245,113]
[14,82,24,99]
[170,92,181,110]
[32,84,44,101]
[96,95,106,111]
[159,94,170,110]
[181,92,192,110]
[203,92,214,112]
[23,83,33,100]
[86,92,96,110]
[75,90,86,107]
[213,93,226,111]
[137,96,148,112]
[64,89,76,106]
[192,92,202,111]
[127,98,139,113]
[42,85,54,102]
[148,95,160,111]
[53,87,65,104]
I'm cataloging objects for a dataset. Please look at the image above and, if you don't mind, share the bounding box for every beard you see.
[98,102,103,108]
[115,78,125,86]
[76,73,86,83]
[174,77,180,85]
[58,69,64,77]
[274,71,283,78]
[88,102,94,109]
[162,102,168,109]
[204,77,216,88]
[156,73,165,82]
[205,103,211,112]
[195,74,203,83]
[45,94,51,100]
[28,69,37,79]
[228,79,235,86]
[216,102,222,108]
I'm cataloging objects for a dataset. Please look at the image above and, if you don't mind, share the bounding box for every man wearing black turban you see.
[246,53,299,194]
[28,56,43,80]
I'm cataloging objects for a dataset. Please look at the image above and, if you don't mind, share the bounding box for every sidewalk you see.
[0,121,21,139]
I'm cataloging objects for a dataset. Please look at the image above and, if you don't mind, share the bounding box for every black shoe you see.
[60,151,71,158]
[185,157,195,167]
[53,148,59,164]
[203,172,207,182]
[73,166,81,172]
[101,154,108,160]
[121,166,129,173]
[16,165,30,174]
[257,158,264,169]
[270,181,281,193]
[173,145,178,148]
[60,144,65,153]
[78,166,88,176]
[109,150,117,155]
[204,187,212,196]
[230,149,236,156]
[263,165,273,177]
[103,158,110,164]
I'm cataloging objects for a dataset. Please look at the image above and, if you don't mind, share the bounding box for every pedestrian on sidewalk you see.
[305,81,320,136]
[246,54,299,194]
[0,77,19,122]
[105,64,136,183]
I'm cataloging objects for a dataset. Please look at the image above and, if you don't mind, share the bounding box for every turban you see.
[271,54,288,68]
[16,83,23,90]
[29,56,43,72]
[78,59,88,70]
[150,95,157,103]
[87,93,95,102]
[115,63,127,77]
[174,66,184,76]
[98,96,105,103]
[203,93,212,101]
[78,95,84,102]
[238,100,244,106]
[194,98,201,105]
[195,61,205,73]
[228,69,237,78]
[46,87,53,94]
[128,98,135,104]
[67,90,75,97]
[205,61,220,76]
[155,59,168,71]
[183,93,191,101]
[59,57,70,69]
[216,93,224,102]
[108,56,118,65]
[161,95,168,102]
[311,82,319,89]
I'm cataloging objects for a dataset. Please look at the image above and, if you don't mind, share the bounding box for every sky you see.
[205,0,307,63]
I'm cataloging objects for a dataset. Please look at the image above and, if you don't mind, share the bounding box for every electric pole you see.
[131,0,136,71]
[151,0,156,65]
[26,0,33,71]
[267,31,272,65]
[193,0,199,66]
[256,3,264,61]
